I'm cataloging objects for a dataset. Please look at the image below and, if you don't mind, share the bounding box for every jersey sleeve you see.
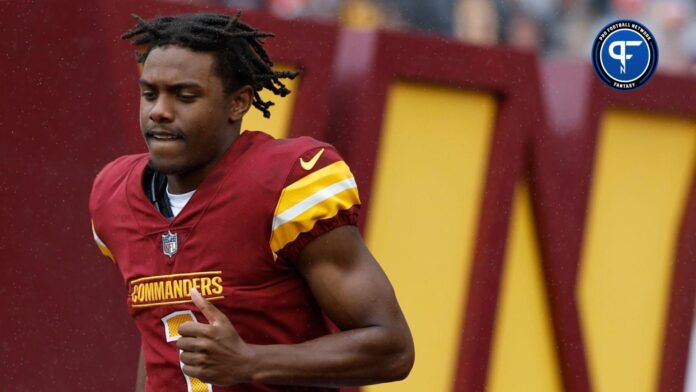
[88,154,144,264]
[91,219,115,263]
[270,145,361,261]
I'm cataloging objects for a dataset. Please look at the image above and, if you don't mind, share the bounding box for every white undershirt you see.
[166,185,196,218]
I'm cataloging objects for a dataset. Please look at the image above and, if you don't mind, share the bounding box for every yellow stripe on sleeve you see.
[275,161,355,216]
[270,161,360,254]
[91,220,115,263]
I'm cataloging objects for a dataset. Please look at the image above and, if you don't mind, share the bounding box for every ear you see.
[228,85,253,123]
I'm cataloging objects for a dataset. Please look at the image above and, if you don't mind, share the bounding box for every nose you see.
[149,96,174,123]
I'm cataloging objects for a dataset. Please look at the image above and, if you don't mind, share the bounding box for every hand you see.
[177,288,256,386]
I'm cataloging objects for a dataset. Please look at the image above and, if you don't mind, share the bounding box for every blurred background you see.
[206,0,696,74]
[1,0,695,391]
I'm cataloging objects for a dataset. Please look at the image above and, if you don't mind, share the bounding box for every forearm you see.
[248,325,413,387]
[135,347,146,392]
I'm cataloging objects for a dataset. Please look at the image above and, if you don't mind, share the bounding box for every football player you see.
[89,12,414,392]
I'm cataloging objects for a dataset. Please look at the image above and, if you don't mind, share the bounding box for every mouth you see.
[145,127,185,142]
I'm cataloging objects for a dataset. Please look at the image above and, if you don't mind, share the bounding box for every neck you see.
[167,128,240,194]
[167,169,211,194]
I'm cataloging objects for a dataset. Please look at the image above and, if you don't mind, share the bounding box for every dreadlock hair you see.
[121,12,299,118]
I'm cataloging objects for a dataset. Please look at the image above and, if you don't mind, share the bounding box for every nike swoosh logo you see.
[300,148,325,170]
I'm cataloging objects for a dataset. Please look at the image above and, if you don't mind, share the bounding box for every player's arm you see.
[177,225,414,387]
[135,347,146,392]
[252,224,414,386]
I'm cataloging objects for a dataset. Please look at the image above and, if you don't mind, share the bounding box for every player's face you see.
[138,46,233,175]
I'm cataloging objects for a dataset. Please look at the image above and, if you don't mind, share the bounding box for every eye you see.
[141,91,157,101]
[178,94,197,103]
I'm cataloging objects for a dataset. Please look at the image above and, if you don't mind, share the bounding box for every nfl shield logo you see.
[162,231,178,257]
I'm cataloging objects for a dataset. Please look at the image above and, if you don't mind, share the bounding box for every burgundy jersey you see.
[89,131,361,392]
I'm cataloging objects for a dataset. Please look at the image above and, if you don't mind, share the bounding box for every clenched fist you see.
[177,288,257,386]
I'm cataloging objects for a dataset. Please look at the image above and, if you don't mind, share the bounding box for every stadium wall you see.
[1,1,695,391]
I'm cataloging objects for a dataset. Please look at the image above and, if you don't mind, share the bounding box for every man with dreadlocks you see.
[88,12,413,392]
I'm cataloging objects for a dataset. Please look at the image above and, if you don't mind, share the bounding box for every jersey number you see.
[162,311,213,392]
